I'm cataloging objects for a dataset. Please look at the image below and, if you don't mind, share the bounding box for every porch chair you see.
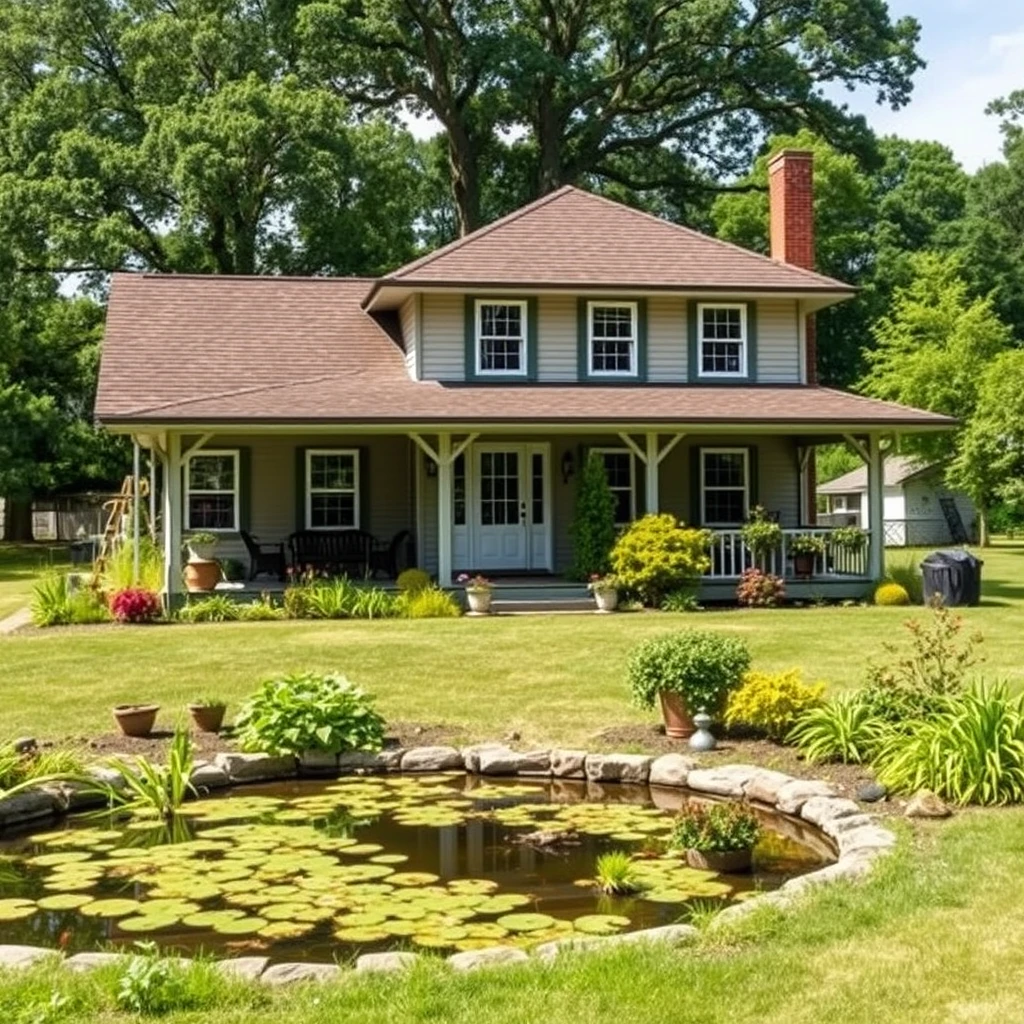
[240,530,287,581]
[370,529,411,579]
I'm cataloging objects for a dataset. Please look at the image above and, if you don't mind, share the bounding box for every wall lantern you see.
[561,450,575,484]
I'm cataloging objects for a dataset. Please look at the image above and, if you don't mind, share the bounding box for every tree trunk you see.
[2,495,33,542]
[446,122,482,236]
[536,87,565,195]
[978,506,989,547]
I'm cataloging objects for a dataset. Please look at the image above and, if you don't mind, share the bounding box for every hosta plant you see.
[670,801,760,853]
[110,587,162,624]
[234,672,386,756]
[787,692,890,764]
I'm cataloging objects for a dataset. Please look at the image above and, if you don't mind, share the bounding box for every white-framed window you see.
[476,300,528,376]
[588,301,637,376]
[592,448,636,525]
[698,303,747,378]
[306,449,359,530]
[185,450,240,532]
[700,448,749,526]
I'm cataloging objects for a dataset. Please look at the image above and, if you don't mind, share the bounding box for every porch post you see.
[163,433,182,603]
[645,432,659,515]
[867,434,885,580]
[132,438,141,584]
[437,433,453,586]
[149,447,157,540]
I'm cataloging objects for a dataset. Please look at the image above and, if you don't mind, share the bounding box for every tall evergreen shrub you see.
[569,453,617,580]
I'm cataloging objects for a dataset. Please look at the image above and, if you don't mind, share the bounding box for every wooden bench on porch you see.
[288,530,374,577]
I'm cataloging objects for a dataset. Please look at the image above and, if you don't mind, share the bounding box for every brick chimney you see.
[768,149,816,385]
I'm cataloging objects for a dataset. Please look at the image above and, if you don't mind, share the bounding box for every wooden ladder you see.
[95,475,151,571]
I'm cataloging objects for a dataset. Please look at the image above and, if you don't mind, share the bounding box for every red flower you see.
[109,587,162,624]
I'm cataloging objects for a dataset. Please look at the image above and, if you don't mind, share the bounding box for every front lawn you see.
[0,543,70,621]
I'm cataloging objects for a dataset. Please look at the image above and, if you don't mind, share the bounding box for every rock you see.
[89,765,128,791]
[504,731,521,743]
[215,956,270,982]
[774,779,838,815]
[856,782,888,803]
[13,737,36,755]
[190,762,230,791]
[462,744,509,774]
[371,747,405,771]
[707,891,794,930]
[296,751,340,773]
[260,962,343,985]
[608,924,699,947]
[648,754,698,788]
[335,749,406,772]
[355,952,419,974]
[66,951,128,973]
[584,753,653,784]
[782,852,880,894]
[799,796,862,829]
[819,813,875,842]
[478,748,551,776]
[0,789,62,829]
[905,789,952,819]
[533,936,605,960]
[743,769,795,805]
[40,780,109,812]
[213,752,296,784]
[400,746,464,772]
[0,945,58,969]
[686,764,760,798]
[448,946,529,971]
[549,749,587,778]
[837,824,898,858]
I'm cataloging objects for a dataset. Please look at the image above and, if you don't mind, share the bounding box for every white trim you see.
[592,447,637,524]
[587,300,638,377]
[305,448,360,531]
[696,302,748,379]
[699,447,749,526]
[475,299,528,377]
[183,448,240,533]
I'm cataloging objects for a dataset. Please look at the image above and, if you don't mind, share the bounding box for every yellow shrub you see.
[724,669,825,741]
[397,586,461,618]
[396,568,431,594]
[874,582,911,606]
[610,514,711,606]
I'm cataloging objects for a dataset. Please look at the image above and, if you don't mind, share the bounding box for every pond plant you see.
[107,728,196,821]
[593,850,647,895]
[670,801,761,871]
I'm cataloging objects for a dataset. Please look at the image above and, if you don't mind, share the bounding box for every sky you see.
[844,0,1024,170]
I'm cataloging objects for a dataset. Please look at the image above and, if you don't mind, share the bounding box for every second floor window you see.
[698,303,747,377]
[589,302,637,375]
[476,300,527,375]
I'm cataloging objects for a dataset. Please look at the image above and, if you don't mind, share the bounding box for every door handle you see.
[520,501,527,524]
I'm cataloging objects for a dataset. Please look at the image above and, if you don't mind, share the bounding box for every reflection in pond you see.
[0,775,830,963]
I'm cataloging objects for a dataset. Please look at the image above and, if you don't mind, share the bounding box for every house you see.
[94,150,954,602]
[818,456,976,547]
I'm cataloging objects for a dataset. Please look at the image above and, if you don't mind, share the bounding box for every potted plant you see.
[183,533,221,593]
[458,573,493,615]
[588,573,619,613]
[740,506,782,570]
[112,704,160,738]
[830,526,867,551]
[188,696,227,733]
[789,534,826,579]
[669,800,761,872]
[627,630,751,739]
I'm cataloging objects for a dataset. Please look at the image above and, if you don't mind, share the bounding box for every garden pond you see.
[0,775,831,963]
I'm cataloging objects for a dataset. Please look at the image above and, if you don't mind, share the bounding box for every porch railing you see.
[704,528,871,580]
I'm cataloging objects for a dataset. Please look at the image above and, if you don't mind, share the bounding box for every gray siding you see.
[421,293,464,379]
[399,295,417,379]
[647,296,688,381]
[757,299,801,382]
[537,294,577,380]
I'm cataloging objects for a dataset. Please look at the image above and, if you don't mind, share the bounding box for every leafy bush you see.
[110,587,162,623]
[736,567,785,607]
[787,692,888,764]
[234,672,386,756]
[282,585,311,619]
[305,578,357,618]
[874,581,910,606]
[116,944,200,1015]
[829,526,868,551]
[725,669,825,740]
[569,452,618,580]
[282,579,398,620]
[594,850,646,895]
[627,630,750,714]
[69,589,112,624]
[102,537,165,594]
[660,586,701,612]
[789,534,826,556]
[740,506,782,565]
[396,568,432,594]
[0,743,86,790]
[670,801,760,853]
[871,683,1024,805]
[237,595,285,621]
[31,573,73,626]
[610,514,711,606]
[178,595,241,623]
[397,586,461,618]
[883,554,923,604]
[351,588,400,619]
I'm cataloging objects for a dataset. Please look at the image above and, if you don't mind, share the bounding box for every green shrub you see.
[627,630,750,714]
[0,743,86,790]
[305,578,357,618]
[396,568,432,594]
[102,537,165,594]
[610,514,711,606]
[69,589,112,624]
[31,573,73,626]
[724,669,825,740]
[397,586,461,618]
[350,588,400,619]
[883,554,923,604]
[740,506,782,566]
[282,585,311,619]
[660,586,701,612]
[178,595,241,623]
[237,595,285,621]
[670,801,760,853]
[874,581,910,606]
[787,692,889,764]
[569,452,618,580]
[116,944,206,1015]
[234,672,386,756]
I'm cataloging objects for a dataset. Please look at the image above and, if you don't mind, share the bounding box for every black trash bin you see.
[920,549,983,607]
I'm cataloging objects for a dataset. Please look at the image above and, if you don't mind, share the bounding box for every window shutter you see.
[238,447,251,533]
[295,447,308,532]
[636,298,648,382]
[463,295,476,382]
[358,447,370,532]
[526,297,538,381]
[576,298,588,380]
[689,446,701,526]
[745,301,758,381]
[746,445,759,511]
[686,301,698,383]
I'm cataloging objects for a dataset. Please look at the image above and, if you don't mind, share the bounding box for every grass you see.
[0,541,1021,745]
[0,543,71,621]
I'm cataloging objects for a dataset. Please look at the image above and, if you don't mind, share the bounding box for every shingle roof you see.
[96,274,954,429]
[817,456,938,494]
[366,186,854,300]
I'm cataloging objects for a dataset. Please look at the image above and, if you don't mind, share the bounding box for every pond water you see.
[0,775,830,963]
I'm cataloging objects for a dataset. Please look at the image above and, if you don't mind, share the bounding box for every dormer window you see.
[698,303,747,378]
[588,302,638,376]
[476,300,527,376]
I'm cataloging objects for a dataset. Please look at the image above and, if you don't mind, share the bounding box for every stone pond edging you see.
[0,745,897,984]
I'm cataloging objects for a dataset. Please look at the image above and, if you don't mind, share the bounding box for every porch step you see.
[490,598,596,614]
[486,581,593,614]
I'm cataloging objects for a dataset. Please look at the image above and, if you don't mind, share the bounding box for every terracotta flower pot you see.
[792,552,816,579]
[685,847,753,873]
[113,704,159,738]
[659,691,695,739]
[188,704,226,733]
[183,560,221,593]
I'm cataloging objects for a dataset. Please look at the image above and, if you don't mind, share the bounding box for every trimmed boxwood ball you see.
[627,630,751,714]
[874,582,911,606]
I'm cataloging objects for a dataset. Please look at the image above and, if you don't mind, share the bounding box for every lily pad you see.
[573,914,632,936]
[0,899,37,921]
[79,898,143,918]
[36,893,93,911]
[495,913,557,933]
